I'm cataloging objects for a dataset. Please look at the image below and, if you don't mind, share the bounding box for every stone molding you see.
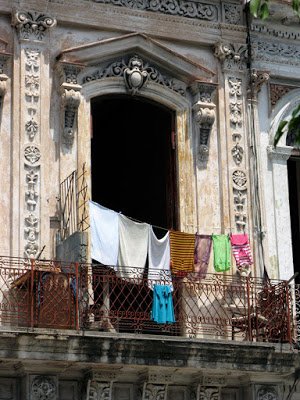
[251,22,300,40]
[13,11,56,42]
[267,145,292,161]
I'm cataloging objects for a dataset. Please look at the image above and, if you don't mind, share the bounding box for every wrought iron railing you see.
[0,256,293,344]
[59,164,89,241]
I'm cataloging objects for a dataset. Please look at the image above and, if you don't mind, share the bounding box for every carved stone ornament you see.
[223,3,242,25]
[142,383,167,400]
[270,83,295,107]
[257,386,278,400]
[84,0,219,22]
[59,63,83,146]
[231,142,243,165]
[214,42,248,71]
[199,387,220,400]
[252,41,300,65]
[31,376,56,400]
[83,56,186,97]
[232,169,247,190]
[249,69,269,98]
[87,380,112,400]
[24,146,41,164]
[124,56,148,94]
[191,82,216,161]
[14,11,56,41]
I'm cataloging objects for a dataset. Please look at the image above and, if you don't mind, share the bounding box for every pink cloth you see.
[230,234,253,266]
[189,234,212,280]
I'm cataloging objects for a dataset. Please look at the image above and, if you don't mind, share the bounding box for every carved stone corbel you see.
[59,63,83,146]
[13,11,56,41]
[191,82,216,161]
[248,69,269,99]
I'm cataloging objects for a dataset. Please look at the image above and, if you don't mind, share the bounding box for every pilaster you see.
[12,10,56,258]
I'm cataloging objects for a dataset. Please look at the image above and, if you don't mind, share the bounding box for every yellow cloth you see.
[169,231,195,276]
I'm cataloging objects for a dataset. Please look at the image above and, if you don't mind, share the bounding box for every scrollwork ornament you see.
[199,386,220,400]
[31,376,56,400]
[214,42,248,70]
[14,11,57,41]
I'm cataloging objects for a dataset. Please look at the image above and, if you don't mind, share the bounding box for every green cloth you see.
[212,234,231,272]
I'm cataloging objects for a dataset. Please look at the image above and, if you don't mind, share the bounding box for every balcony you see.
[0,256,294,345]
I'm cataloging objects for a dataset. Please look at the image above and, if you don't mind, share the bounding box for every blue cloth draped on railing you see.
[151,284,175,324]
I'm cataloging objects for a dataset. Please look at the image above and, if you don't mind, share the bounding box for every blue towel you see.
[151,284,175,324]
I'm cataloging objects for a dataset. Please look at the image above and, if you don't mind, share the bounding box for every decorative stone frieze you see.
[59,63,83,146]
[223,3,242,25]
[83,55,186,97]
[214,42,248,71]
[252,41,300,65]
[251,23,300,40]
[13,11,56,41]
[270,83,296,107]
[31,375,57,400]
[191,82,216,161]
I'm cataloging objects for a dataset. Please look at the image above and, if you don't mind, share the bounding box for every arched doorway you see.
[90,94,178,231]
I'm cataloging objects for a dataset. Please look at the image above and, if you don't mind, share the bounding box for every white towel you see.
[89,200,119,267]
[148,227,172,290]
[117,214,150,281]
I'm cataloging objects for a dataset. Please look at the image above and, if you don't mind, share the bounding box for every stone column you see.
[12,11,56,259]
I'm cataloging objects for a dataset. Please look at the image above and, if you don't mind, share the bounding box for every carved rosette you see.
[31,376,57,400]
[14,11,56,41]
[59,63,83,146]
[191,82,216,161]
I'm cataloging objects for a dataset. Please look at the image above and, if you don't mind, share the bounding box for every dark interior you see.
[287,158,300,283]
[91,94,177,232]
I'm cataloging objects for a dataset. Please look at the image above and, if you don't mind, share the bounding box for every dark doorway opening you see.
[91,94,178,231]
[287,157,300,283]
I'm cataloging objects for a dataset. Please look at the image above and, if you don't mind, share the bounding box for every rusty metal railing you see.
[59,164,89,241]
[0,256,293,344]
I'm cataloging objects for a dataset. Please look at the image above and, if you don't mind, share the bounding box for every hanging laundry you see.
[151,284,175,324]
[230,233,253,267]
[212,234,231,272]
[117,214,150,282]
[169,230,195,276]
[89,200,119,267]
[148,227,172,290]
[189,234,212,280]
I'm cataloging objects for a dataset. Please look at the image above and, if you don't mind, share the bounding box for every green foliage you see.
[249,0,270,19]
[274,104,300,147]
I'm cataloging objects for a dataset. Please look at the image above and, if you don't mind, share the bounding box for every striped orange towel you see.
[169,231,195,276]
